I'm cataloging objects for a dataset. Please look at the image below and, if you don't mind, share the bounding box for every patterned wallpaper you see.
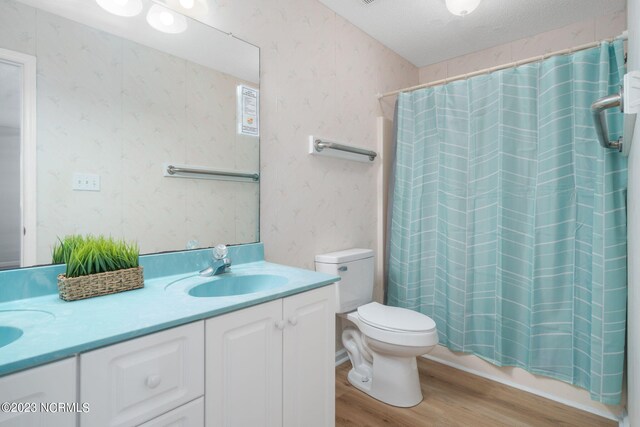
[0,0,260,264]
[195,0,419,270]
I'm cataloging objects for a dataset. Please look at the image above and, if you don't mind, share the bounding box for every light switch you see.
[72,173,101,191]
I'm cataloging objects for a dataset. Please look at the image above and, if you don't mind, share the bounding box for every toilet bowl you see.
[315,249,439,408]
[343,302,438,407]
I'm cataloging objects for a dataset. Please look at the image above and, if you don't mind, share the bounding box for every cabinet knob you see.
[288,316,298,326]
[275,320,286,330]
[146,374,162,389]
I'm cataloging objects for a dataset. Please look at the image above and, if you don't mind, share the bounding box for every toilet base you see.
[346,352,423,408]
[343,327,428,408]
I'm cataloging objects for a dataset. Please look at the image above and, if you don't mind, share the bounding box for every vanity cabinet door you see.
[205,299,283,427]
[0,358,77,427]
[80,321,204,427]
[282,285,335,427]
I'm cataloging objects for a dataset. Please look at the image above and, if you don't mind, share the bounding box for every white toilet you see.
[315,248,438,408]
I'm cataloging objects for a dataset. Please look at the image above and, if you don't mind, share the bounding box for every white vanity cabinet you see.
[0,358,77,427]
[206,284,336,427]
[80,321,204,427]
[0,283,335,427]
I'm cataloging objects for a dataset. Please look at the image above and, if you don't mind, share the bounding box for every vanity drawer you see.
[0,358,77,427]
[138,397,203,427]
[80,321,204,427]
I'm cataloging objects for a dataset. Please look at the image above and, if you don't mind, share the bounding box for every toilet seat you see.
[357,302,436,333]
[347,303,439,348]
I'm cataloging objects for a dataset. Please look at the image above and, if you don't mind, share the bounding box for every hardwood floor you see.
[335,358,616,426]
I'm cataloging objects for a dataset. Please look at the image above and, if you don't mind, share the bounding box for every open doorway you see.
[0,48,36,268]
[0,60,21,269]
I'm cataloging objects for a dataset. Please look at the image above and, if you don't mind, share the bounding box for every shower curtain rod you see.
[377,31,628,99]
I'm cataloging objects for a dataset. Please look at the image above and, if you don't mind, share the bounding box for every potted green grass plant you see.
[52,235,144,301]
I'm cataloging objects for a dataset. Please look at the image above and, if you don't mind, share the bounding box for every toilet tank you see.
[315,248,374,313]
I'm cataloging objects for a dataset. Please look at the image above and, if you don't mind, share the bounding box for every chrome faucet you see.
[199,244,232,277]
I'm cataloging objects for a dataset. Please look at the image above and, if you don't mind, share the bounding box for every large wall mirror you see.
[0,0,260,269]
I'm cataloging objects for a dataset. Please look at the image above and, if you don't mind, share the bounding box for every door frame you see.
[0,48,37,267]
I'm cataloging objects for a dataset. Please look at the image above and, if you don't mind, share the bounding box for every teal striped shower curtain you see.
[387,41,627,404]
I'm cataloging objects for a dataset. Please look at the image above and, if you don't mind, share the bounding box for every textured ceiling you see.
[318,0,626,67]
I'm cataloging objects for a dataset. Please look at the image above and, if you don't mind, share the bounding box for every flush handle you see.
[338,266,348,272]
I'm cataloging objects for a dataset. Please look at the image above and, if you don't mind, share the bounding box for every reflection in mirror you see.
[0,60,21,269]
[0,0,260,269]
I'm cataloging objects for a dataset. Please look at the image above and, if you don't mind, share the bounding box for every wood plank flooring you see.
[335,358,616,426]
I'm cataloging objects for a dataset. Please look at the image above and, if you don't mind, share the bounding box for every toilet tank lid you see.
[315,248,374,264]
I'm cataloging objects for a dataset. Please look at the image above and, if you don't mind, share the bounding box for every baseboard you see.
[421,354,619,422]
[619,410,629,427]
[335,348,349,366]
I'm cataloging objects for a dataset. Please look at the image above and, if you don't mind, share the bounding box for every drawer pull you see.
[146,374,162,389]
[288,316,298,326]
[275,320,286,330]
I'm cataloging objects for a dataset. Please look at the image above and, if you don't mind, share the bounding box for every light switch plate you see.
[72,173,100,191]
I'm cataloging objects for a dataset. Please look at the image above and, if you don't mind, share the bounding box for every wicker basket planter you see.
[57,266,144,301]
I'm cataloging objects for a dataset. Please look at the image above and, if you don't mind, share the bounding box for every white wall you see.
[625,0,639,425]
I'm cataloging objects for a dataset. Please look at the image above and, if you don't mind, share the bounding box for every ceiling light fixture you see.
[445,0,481,16]
[159,10,175,26]
[162,0,209,18]
[95,0,143,17]
[147,4,188,34]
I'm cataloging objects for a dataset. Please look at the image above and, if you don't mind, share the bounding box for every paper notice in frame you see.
[237,85,259,137]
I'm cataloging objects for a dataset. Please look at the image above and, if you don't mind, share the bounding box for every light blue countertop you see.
[0,244,339,376]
